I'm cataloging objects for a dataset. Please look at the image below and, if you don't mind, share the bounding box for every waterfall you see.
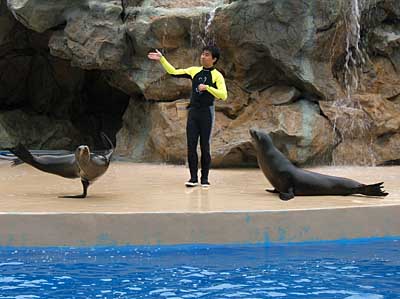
[343,0,364,101]
[189,1,225,48]
[331,0,378,165]
[204,6,217,37]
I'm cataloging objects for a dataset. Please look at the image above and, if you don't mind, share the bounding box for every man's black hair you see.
[202,45,220,64]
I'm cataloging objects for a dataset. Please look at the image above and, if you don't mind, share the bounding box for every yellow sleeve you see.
[206,71,228,101]
[159,56,195,77]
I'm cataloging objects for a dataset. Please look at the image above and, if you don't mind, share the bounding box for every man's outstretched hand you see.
[147,49,162,61]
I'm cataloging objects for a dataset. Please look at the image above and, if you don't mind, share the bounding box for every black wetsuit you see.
[159,56,227,182]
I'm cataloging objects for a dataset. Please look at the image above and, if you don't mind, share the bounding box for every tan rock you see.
[373,133,400,165]
[332,139,378,166]
[117,96,336,167]
[320,99,374,140]
[215,80,250,118]
[332,133,400,166]
[250,85,301,106]
[116,98,187,163]
[321,93,400,165]
[356,93,400,136]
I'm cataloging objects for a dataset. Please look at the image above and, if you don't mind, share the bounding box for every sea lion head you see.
[75,145,90,164]
[250,128,273,151]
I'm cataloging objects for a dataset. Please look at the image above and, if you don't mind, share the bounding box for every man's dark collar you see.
[202,66,215,71]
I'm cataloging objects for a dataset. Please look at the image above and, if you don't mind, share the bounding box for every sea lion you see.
[8,133,114,198]
[249,128,388,200]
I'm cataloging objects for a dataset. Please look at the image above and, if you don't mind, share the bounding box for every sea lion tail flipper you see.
[10,158,24,167]
[266,188,279,193]
[357,182,389,197]
[8,144,35,165]
[100,132,114,160]
[100,132,114,149]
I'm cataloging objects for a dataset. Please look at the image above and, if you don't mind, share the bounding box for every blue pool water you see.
[0,239,399,299]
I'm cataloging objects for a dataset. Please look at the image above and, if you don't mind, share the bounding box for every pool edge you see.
[0,205,399,246]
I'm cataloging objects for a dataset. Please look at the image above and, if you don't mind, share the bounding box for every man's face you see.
[200,50,217,68]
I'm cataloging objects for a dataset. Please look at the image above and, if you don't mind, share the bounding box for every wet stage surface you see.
[0,160,399,213]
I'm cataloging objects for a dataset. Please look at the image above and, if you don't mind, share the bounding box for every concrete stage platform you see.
[0,160,399,246]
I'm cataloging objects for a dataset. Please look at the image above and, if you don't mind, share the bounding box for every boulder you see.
[0,109,81,149]
[49,9,126,71]
[7,0,84,33]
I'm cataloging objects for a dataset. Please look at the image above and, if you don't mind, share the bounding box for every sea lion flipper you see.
[8,143,35,165]
[100,132,114,161]
[279,183,294,201]
[10,158,24,167]
[60,180,90,199]
[279,190,294,201]
[59,194,86,199]
[266,188,279,193]
[355,182,389,197]
[81,180,90,197]
[274,171,296,201]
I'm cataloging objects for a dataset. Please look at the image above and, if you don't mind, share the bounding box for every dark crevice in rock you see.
[388,55,400,73]
[378,159,400,166]
[316,21,336,33]
[146,98,178,103]
[122,29,135,66]
[1,19,130,149]
[120,0,127,22]
[120,1,142,23]
[47,22,67,32]
[71,70,130,148]
[0,48,36,58]
[301,92,322,102]
[12,12,30,30]
[382,16,400,25]
[376,131,396,142]
[216,104,247,120]
[388,92,400,102]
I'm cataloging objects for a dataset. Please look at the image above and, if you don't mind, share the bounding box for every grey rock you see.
[0,109,81,149]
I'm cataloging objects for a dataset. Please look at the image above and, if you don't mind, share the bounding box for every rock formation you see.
[1,0,400,166]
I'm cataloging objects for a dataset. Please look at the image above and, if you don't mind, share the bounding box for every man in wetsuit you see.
[147,45,228,187]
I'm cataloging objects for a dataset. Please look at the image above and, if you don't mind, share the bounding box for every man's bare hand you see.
[198,84,208,91]
[147,49,162,61]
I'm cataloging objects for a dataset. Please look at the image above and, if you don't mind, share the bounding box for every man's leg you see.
[186,109,200,185]
[199,106,214,185]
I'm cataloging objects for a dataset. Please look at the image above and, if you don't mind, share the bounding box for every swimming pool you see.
[0,239,398,298]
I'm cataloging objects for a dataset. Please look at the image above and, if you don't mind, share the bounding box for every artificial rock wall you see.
[1,0,400,166]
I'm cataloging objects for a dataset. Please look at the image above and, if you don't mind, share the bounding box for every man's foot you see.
[185,178,199,187]
[201,179,210,188]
